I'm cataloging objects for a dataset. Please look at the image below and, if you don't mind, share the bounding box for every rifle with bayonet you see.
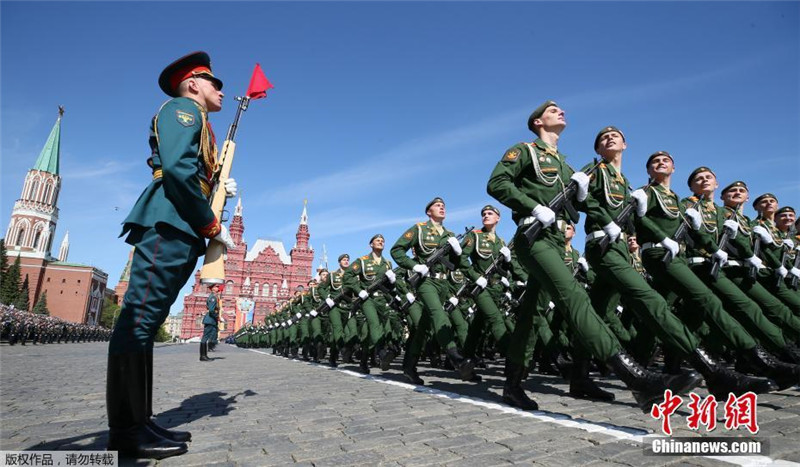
[662,195,705,265]
[598,180,657,255]
[521,159,602,243]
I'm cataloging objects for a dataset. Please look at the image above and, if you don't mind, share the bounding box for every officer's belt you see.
[640,242,664,251]
[725,260,743,267]
[687,257,709,265]
[586,230,606,241]
[152,169,212,197]
[429,272,448,280]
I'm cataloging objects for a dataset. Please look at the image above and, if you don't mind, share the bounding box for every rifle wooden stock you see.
[200,139,236,284]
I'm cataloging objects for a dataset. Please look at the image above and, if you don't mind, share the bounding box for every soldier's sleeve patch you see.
[502,148,521,162]
[404,231,414,239]
[176,110,195,127]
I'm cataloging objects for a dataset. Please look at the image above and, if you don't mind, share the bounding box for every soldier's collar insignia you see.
[176,110,195,127]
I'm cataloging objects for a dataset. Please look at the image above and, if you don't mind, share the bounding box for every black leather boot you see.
[199,343,210,362]
[606,351,669,412]
[502,361,538,410]
[446,347,477,381]
[358,346,371,374]
[107,353,188,459]
[779,342,800,364]
[329,346,339,368]
[402,352,424,385]
[379,345,396,371]
[689,347,778,400]
[569,356,614,402]
[341,345,354,363]
[146,350,191,443]
[738,345,800,390]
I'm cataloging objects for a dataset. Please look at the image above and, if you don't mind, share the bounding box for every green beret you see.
[721,180,748,196]
[527,100,557,133]
[425,197,445,213]
[369,234,384,244]
[776,206,795,216]
[594,126,625,151]
[752,193,778,210]
[687,166,716,187]
[645,151,673,168]
[481,205,500,216]
[338,254,350,262]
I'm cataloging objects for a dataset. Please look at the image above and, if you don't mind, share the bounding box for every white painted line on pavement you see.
[245,348,782,466]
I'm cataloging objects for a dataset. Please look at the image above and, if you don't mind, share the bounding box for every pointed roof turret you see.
[33,106,63,175]
[300,199,308,225]
[235,197,243,217]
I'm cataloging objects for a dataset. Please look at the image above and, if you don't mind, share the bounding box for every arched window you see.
[29,180,39,201]
[225,280,234,294]
[263,284,269,297]
[43,184,52,204]
[272,283,278,297]
[253,282,259,296]
[16,227,26,246]
[33,230,42,251]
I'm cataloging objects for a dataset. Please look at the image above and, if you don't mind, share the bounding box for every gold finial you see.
[58,106,65,117]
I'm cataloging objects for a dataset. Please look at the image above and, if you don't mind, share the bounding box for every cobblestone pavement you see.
[2,342,800,466]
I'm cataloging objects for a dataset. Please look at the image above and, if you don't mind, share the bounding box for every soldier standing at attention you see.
[200,284,221,361]
[487,101,687,412]
[106,51,237,459]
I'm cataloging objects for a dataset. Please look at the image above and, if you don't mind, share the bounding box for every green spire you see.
[33,106,63,175]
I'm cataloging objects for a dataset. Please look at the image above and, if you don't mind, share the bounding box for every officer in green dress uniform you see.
[106,51,237,459]
[321,254,354,366]
[390,197,476,385]
[753,195,800,311]
[200,284,221,361]
[488,100,693,412]
[775,206,800,289]
[301,278,325,362]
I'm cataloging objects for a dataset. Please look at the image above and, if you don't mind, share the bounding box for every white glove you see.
[577,257,589,272]
[532,205,556,228]
[287,319,293,326]
[784,239,795,250]
[515,280,526,287]
[723,219,739,239]
[413,264,429,277]
[325,298,335,308]
[616,305,624,313]
[405,292,416,304]
[570,171,590,202]
[224,178,238,198]
[384,269,396,284]
[500,277,510,287]
[468,307,475,315]
[602,221,622,243]
[790,267,800,279]
[447,236,462,255]
[752,225,773,244]
[745,255,763,270]
[684,208,702,231]
[310,310,318,317]
[499,246,512,263]
[548,301,556,310]
[475,276,488,289]
[776,266,788,278]
[630,189,648,217]
[295,312,302,319]
[448,297,459,307]
[358,290,369,300]
[712,249,728,266]
[662,237,680,259]
[213,224,236,250]
[504,292,512,301]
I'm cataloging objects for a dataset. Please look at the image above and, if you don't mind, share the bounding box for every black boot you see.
[502,361,538,410]
[689,347,778,400]
[606,351,670,412]
[314,341,325,364]
[779,342,800,365]
[402,352,424,385]
[569,357,614,402]
[329,346,339,368]
[358,346,371,375]
[446,347,477,381]
[379,345,396,371]
[738,345,800,391]
[291,346,299,358]
[145,351,191,443]
[341,345,354,363]
[301,344,310,361]
[199,343,210,362]
[107,353,188,459]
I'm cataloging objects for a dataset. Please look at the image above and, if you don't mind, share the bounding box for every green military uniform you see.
[200,291,219,360]
[444,269,471,348]
[322,260,355,362]
[754,213,800,314]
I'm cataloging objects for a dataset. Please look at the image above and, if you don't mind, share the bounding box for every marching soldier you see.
[106,51,237,460]
[320,254,354,367]
[753,195,800,310]
[200,284,221,361]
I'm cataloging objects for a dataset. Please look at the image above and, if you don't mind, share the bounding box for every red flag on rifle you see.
[246,63,273,100]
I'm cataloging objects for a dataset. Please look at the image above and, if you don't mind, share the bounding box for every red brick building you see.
[3,107,108,324]
[179,199,314,340]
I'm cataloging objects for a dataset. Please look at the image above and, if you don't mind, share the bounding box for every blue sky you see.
[2,2,798,315]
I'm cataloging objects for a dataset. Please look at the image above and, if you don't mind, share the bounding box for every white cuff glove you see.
[475,276,488,289]
[384,269,396,284]
[468,307,475,315]
[570,171,590,202]
[499,246,512,263]
[310,310,318,317]
[224,178,238,198]
[752,225,773,244]
[405,292,416,304]
[500,277,510,287]
[790,267,800,279]
[505,292,513,300]
[684,208,702,231]
[295,312,302,319]
[287,319,293,326]
[448,297,459,307]
[413,264,429,277]
[358,290,369,300]
[515,280,526,287]
[616,305,624,313]
[777,266,788,278]
[447,236,462,255]
[213,224,236,250]
[745,255,763,270]
[325,298,335,308]
[630,189,648,217]
[712,249,728,266]
[532,205,556,228]
[548,301,556,310]
[577,257,589,272]
[784,239,795,250]
[662,237,680,259]
[723,219,739,239]
[602,221,622,242]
